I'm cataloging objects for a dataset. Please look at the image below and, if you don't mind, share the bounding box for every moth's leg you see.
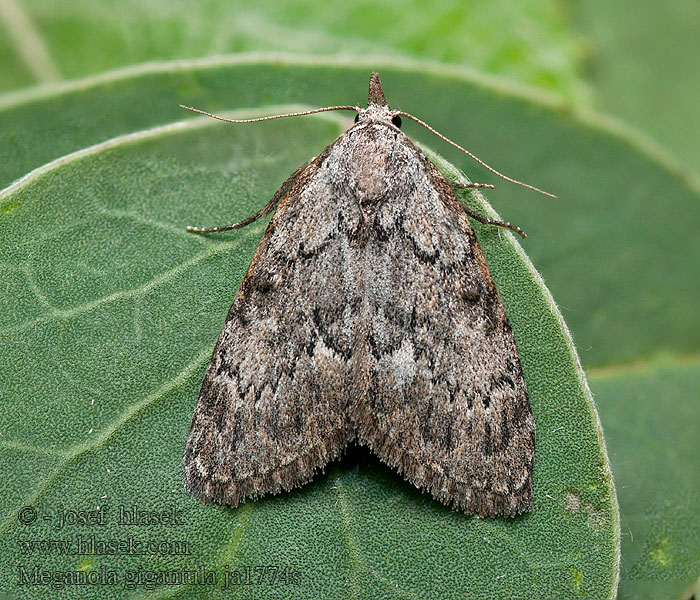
[186,200,273,233]
[187,160,313,233]
[461,205,527,239]
[449,181,527,238]
[451,182,494,190]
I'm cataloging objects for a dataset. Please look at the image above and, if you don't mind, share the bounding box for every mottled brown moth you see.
[182,73,553,517]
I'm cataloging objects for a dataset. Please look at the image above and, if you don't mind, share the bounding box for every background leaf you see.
[0,0,588,100]
[568,0,700,176]
[588,359,700,600]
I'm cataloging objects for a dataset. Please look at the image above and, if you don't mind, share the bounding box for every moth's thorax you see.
[355,103,395,124]
[331,119,423,209]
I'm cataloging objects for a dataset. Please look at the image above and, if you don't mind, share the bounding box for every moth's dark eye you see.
[354,114,360,123]
[392,115,402,128]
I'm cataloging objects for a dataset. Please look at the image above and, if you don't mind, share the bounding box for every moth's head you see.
[353,72,403,130]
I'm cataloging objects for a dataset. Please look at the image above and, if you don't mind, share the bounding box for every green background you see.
[0,2,698,599]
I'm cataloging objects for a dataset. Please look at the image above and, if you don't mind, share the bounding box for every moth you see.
[182,73,551,517]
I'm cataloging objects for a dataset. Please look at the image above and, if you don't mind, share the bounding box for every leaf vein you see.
[1,237,246,335]
[0,345,211,536]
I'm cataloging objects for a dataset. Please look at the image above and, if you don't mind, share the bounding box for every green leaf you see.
[569,0,700,176]
[0,0,586,99]
[0,109,617,598]
[589,359,700,600]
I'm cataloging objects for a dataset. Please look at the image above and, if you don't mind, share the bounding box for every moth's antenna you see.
[182,103,359,234]
[397,111,556,198]
[179,104,361,123]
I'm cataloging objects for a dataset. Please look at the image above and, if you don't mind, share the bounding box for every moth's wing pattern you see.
[184,151,360,506]
[351,152,535,517]
[184,114,534,516]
